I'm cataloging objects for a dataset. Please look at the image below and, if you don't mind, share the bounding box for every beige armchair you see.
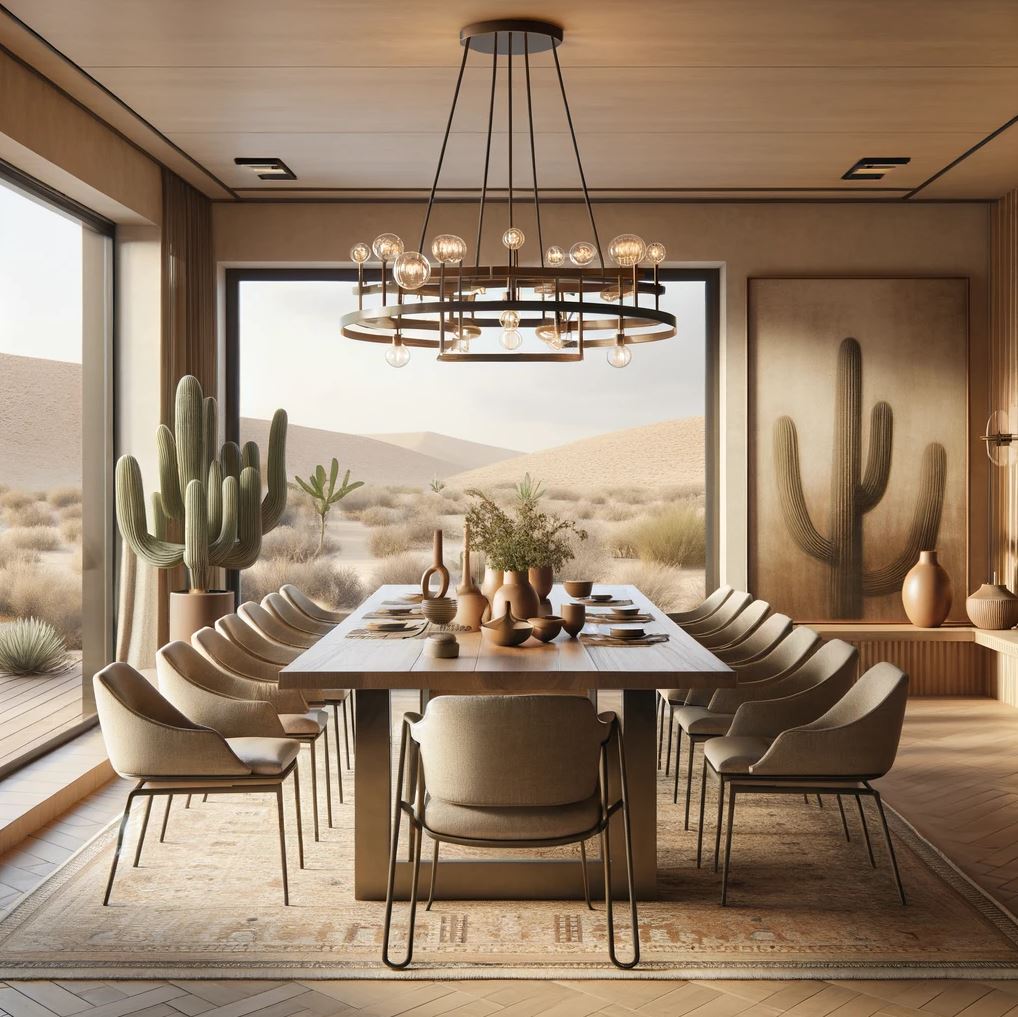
[683,590,751,638]
[696,599,770,651]
[263,591,334,636]
[193,624,286,684]
[716,613,792,666]
[667,585,734,625]
[239,600,319,649]
[382,695,639,970]
[94,662,301,906]
[713,664,909,906]
[158,640,340,836]
[697,638,859,868]
[281,583,347,625]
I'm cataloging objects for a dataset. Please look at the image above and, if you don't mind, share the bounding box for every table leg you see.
[614,689,657,898]
[354,688,391,900]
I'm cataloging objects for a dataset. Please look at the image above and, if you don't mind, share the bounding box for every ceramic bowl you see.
[563,581,593,598]
[421,596,456,625]
[610,625,645,640]
[588,593,613,603]
[528,615,563,642]
[367,619,411,632]
[607,604,641,617]
[482,615,534,647]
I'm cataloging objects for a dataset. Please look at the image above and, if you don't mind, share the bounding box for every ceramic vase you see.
[966,572,1018,630]
[480,566,504,622]
[491,570,541,623]
[901,550,953,628]
[420,529,450,599]
[453,521,488,631]
[529,565,554,600]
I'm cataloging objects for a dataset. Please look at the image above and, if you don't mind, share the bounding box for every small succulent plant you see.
[294,459,364,556]
[0,618,69,675]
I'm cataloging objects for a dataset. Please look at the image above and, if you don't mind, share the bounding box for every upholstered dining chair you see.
[657,688,688,774]
[709,664,909,906]
[715,613,792,666]
[382,695,639,970]
[263,591,334,636]
[281,583,347,625]
[667,585,735,625]
[193,624,287,683]
[157,640,340,834]
[682,590,752,638]
[93,662,302,906]
[678,637,857,836]
[239,600,319,650]
[695,599,770,651]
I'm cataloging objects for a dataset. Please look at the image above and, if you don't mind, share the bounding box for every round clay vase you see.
[169,590,235,643]
[901,550,953,628]
[491,570,541,623]
[966,574,1018,630]
[528,565,554,601]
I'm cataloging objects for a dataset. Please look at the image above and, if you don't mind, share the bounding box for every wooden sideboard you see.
[811,623,1018,705]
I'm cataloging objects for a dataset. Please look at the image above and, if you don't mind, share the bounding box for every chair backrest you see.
[93,662,249,779]
[768,638,858,699]
[281,584,346,624]
[718,613,792,664]
[667,584,733,625]
[731,626,821,684]
[699,598,770,649]
[239,601,318,649]
[752,663,909,778]
[263,592,334,636]
[683,590,751,636]
[410,695,612,808]
[217,613,301,665]
[192,625,283,682]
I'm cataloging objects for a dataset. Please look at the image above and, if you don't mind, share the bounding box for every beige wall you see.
[214,199,990,589]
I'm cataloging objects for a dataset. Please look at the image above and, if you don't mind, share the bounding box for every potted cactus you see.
[115,375,288,641]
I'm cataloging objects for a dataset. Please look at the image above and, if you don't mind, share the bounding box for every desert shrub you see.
[546,486,582,502]
[0,526,62,552]
[0,561,81,647]
[261,524,335,564]
[574,502,595,520]
[59,502,83,521]
[588,493,606,505]
[371,552,430,588]
[242,557,363,609]
[620,502,706,568]
[340,487,397,514]
[60,518,83,543]
[608,486,652,505]
[603,502,636,522]
[660,482,706,501]
[0,490,36,512]
[560,536,613,583]
[360,506,400,527]
[47,486,82,508]
[370,525,412,558]
[0,543,38,569]
[614,560,683,612]
[3,502,53,527]
[0,618,69,675]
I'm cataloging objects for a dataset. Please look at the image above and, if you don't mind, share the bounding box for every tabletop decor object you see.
[420,529,450,599]
[528,615,564,642]
[453,521,488,630]
[902,550,953,627]
[481,605,534,647]
[581,631,670,647]
[563,580,593,597]
[421,596,457,625]
[561,602,586,637]
[425,632,459,659]
[966,573,1018,630]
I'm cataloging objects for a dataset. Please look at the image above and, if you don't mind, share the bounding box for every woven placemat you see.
[348,621,473,640]
[580,632,670,647]
[572,597,634,607]
[585,612,655,623]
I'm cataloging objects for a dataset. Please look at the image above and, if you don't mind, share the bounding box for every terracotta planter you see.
[529,565,554,600]
[901,550,953,628]
[169,590,235,644]
[491,570,540,623]
[966,574,1018,630]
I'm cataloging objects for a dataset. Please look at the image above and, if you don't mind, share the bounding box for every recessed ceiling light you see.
[842,157,911,181]
[234,157,296,181]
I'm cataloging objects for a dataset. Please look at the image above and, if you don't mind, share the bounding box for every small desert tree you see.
[293,459,364,555]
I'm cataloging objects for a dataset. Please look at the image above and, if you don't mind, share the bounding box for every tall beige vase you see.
[491,570,541,623]
[453,522,488,631]
[901,550,953,628]
[480,565,503,622]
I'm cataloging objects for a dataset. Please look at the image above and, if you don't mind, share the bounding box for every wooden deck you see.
[0,660,88,773]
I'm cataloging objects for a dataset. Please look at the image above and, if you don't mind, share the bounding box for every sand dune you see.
[446,417,705,493]
[367,431,520,471]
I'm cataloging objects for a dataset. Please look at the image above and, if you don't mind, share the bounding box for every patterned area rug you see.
[2,750,1018,978]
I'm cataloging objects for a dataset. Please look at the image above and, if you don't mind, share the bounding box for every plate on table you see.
[367,619,416,632]
[588,593,614,603]
[603,604,641,617]
[377,605,417,615]
[610,625,646,640]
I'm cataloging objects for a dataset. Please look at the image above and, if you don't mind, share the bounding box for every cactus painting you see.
[115,375,288,592]
[773,337,946,619]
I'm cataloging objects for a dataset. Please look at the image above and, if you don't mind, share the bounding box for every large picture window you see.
[228,269,717,614]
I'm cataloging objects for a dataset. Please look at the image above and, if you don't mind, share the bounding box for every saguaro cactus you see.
[115,375,288,592]
[773,337,946,618]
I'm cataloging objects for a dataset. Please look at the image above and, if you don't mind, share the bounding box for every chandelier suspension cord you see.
[507,33,513,231]
[475,38,499,268]
[417,36,471,252]
[524,34,544,268]
[552,42,603,268]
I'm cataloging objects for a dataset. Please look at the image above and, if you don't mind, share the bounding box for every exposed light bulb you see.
[385,339,410,368]
[608,234,647,268]
[644,241,666,265]
[431,234,467,264]
[569,241,596,266]
[607,339,632,369]
[350,242,370,264]
[500,329,523,351]
[499,309,521,329]
[453,336,471,354]
[372,233,404,261]
[545,245,565,267]
[502,226,526,251]
[392,251,431,290]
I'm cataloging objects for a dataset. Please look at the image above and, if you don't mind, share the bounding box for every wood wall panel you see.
[987,650,1018,709]
[846,639,986,696]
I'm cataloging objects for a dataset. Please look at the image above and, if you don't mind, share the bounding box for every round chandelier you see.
[343,19,675,367]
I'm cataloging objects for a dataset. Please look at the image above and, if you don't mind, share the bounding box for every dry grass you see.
[59,502,83,521]
[3,502,53,528]
[619,502,706,568]
[0,561,81,648]
[262,525,336,564]
[340,487,398,514]
[0,491,37,512]
[369,525,411,559]
[359,506,400,527]
[371,552,430,587]
[0,544,38,569]
[47,486,82,508]
[60,518,83,543]
[0,526,62,552]
[613,560,685,611]
[560,535,613,584]
[242,557,364,609]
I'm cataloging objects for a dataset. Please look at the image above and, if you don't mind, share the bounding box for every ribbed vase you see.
[966,576,1018,630]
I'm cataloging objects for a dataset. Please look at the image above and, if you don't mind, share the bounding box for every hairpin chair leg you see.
[657,696,665,768]
[323,727,334,828]
[342,698,353,769]
[425,838,440,911]
[871,788,907,905]
[292,761,305,869]
[836,795,851,842]
[696,756,708,868]
[713,773,726,873]
[104,783,143,905]
[274,784,290,906]
[406,747,420,863]
[159,794,173,843]
[664,707,676,776]
[308,738,320,842]
[579,840,593,910]
[683,736,696,828]
[721,787,737,906]
[132,795,153,868]
[855,795,876,867]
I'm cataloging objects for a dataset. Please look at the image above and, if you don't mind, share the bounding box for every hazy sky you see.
[240,279,706,452]
[0,181,82,364]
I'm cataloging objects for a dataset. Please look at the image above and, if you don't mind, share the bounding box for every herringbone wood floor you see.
[3,697,1018,1014]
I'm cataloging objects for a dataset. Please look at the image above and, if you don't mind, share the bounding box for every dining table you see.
[279,582,734,901]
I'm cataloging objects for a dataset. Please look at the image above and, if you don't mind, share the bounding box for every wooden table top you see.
[279,584,735,692]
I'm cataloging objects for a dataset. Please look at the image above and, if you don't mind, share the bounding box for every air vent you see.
[842,157,911,181]
[234,157,296,181]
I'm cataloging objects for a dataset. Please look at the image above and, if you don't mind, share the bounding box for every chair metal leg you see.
[185,794,192,809]
[132,795,153,868]
[159,794,173,843]
[425,838,440,912]
[683,736,696,828]
[816,794,823,808]
[342,697,353,769]
[656,695,665,768]
[292,762,305,869]
[274,784,290,906]
[202,793,208,803]
[856,794,876,867]
[721,787,737,905]
[602,731,639,969]
[872,790,907,905]
[836,794,851,842]
[336,727,345,805]
[696,756,708,868]
[309,739,320,842]
[579,840,593,910]
[323,727,334,828]
[664,706,675,775]
[713,774,726,872]
[104,787,140,905]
